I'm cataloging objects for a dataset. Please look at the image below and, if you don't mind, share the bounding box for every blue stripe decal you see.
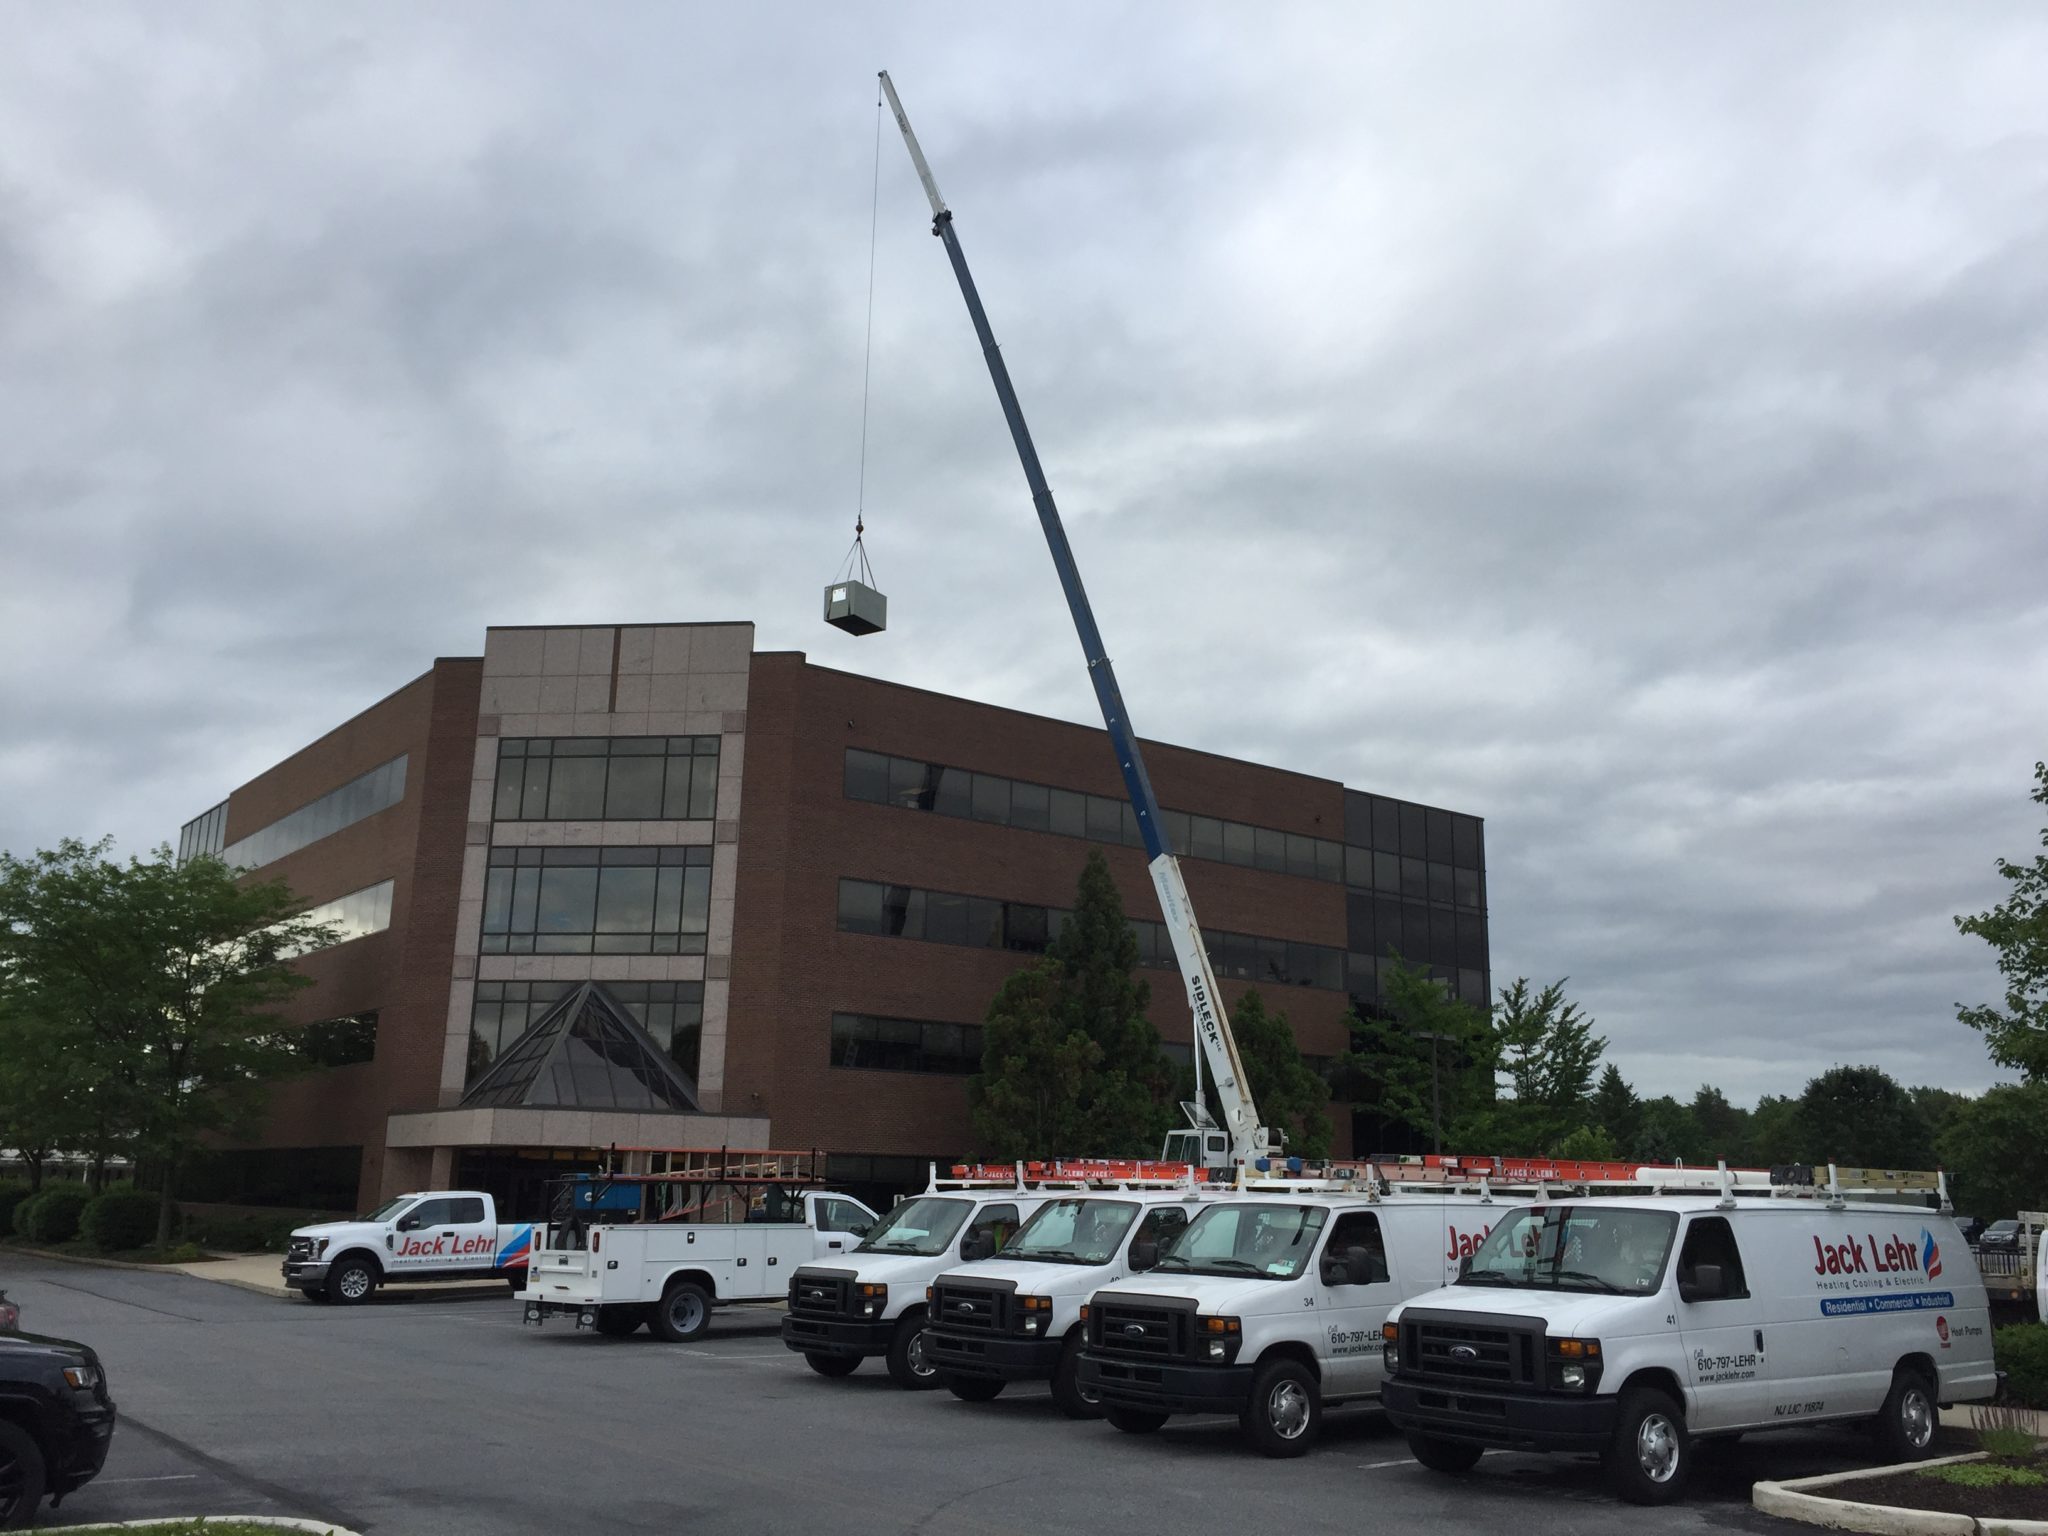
[1821,1290,1954,1317]
[495,1226,534,1269]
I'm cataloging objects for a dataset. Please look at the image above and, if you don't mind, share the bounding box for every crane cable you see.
[837,84,884,589]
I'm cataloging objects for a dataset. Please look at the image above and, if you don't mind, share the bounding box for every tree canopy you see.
[1218,989,1332,1159]
[1955,760,2048,1079]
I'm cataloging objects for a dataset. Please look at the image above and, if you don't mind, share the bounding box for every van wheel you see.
[1106,1406,1169,1435]
[1050,1334,1102,1420]
[1242,1357,1321,1458]
[805,1352,860,1378]
[594,1307,646,1337]
[1408,1434,1484,1474]
[886,1312,939,1390]
[651,1281,711,1342]
[945,1374,1006,1402]
[1873,1366,1939,1463]
[1605,1386,1691,1505]
[325,1256,378,1306]
[0,1419,48,1530]
[504,1273,525,1292]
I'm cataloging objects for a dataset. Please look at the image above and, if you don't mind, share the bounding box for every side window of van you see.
[966,1203,1020,1254]
[1133,1206,1189,1263]
[1677,1216,1750,1301]
[1323,1212,1390,1285]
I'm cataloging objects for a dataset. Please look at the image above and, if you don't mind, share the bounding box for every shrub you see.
[1998,1323,2048,1410]
[24,1184,93,1245]
[179,1210,312,1254]
[81,1188,162,1253]
[13,1191,45,1239]
[0,1182,31,1236]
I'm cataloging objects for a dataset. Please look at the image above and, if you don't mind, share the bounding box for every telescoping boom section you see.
[877,70,1269,1169]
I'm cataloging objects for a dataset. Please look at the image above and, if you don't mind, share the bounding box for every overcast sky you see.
[3,4,2042,1107]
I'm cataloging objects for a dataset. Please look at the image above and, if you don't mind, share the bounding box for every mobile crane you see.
[878,73,1274,1173]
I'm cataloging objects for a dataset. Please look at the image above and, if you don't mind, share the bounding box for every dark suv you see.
[0,1323,118,1528]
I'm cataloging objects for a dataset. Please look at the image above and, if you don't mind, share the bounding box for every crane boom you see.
[878,72,1273,1168]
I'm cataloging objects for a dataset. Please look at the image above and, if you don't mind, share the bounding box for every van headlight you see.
[1381,1322,1400,1373]
[859,1283,886,1317]
[1199,1316,1242,1364]
[1017,1295,1052,1335]
[1547,1337,1602,1392]
[314,1238,330,1258]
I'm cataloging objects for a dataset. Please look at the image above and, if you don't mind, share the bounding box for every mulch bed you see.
[1816,1457,2048,1522]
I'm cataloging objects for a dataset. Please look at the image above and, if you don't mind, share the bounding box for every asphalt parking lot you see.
[5,1251,1922,1536]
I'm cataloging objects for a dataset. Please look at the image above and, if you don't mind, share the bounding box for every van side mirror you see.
[1321,1257,1351,1287]
[1130,1239,1160,1272]
[962,1231,997,1262]
[1679,1262,1725,1304]
[398,1213,421,1232]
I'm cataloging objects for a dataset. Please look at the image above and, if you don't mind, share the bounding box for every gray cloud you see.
[3,3,2043,1108]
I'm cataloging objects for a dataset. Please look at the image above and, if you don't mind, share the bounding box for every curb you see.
[49,1518,363,1534]
[0,1244,241,1273]
[1753,1454,2048,1535]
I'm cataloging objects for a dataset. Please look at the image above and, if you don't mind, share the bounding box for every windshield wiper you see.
[1457,1271,1516,1286]
[1198,1258,1268,1276]
[1553,1269,1625,1294]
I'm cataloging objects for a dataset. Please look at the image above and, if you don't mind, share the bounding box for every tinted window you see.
[1323,1211,1389,1284]
[448,1198,487,1225]
[845,749,890,804]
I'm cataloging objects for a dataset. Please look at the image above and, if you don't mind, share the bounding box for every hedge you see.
[22,1184,92,1245]
[0,1182,30,1236]
[81,1187,161,1253]
[1997,1322,2048,1410]
[179,1209,312,1254]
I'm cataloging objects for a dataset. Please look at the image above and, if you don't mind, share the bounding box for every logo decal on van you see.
[1936,1316,1950,1347]
[1921,1230,1942,1280]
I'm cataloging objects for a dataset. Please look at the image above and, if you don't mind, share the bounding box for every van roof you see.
[1487,1195,1947,1218]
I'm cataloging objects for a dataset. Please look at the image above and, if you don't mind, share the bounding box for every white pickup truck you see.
[521,1186,880,1342]
[283,1191,537,1305]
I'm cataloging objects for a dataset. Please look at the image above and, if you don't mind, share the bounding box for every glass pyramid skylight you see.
[460,980,701,1112]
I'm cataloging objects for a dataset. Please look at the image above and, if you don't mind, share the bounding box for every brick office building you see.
[177,621,1490,1214]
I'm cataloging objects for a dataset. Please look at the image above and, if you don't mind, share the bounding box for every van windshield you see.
[1461,1205,1677,1296]
[856,1197,972,1256]
[1153,1203,1328,1280]
[1005,1200,1140,1265]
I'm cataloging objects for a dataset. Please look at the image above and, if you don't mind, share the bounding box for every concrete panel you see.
[683,713,726,736]
[538,675,579,713]
[579,628,615,675]
[575,675,611,714]
[646,674,691,712]
[607,713,649,736]
[542,628,584,676]
[619,627,656,675]
[708,897,735,953]
[651,627,692,674]
[690,625,754,674]
[720,711,747,734]
[511,956,542,980]
[467,779,495,823]
[452,955,476,980]
[614,673,650,713]
[539,1110,594,1146]
[473,738,501,779]
[486,628,546,677]
[456,897,483,945]
[481,675,542,715]
[466,821,489,846]
[499,714,539,736]
[710,850,737,903]
[477,957,520,980]
[534,714,577,735]
[716,735,744,779]
[438,1034,470,1105]
[685,673,748,713]
[549,956,596,981]
[646,712,691,735]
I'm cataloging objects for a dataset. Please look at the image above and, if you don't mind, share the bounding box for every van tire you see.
[325,1255,378,1306]
[945,1374,1006,1402]
[1873,1366,1939,1463]
[594,1307,646,1337]
[886,1312,940,1390]
[1050,1334,1102,1420]
[651,1281,711,1342]
[1408,1434,1484,1474]
[1242,1357,1322,1458]
[0,1418,48,1530]
[1605,1386,1691,1505]
[1106,1406,1169,1435]
[806,1352,860,1377]
[504,1273,525,1292]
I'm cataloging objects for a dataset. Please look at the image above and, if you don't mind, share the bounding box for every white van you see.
[927,1189,1211,1417]
[783,1184,1053,1388]
[1078,1190,1513,1456]
[1381,1195,1996,1503]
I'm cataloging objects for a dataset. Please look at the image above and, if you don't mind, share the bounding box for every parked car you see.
[1954,1215,1986,1247]
[0,1327,117,1528]
[1978,1219,2022,1253]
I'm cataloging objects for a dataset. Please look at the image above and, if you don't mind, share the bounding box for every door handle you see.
[1755,1329,1765,1353]
[830,1241,843,1249]
[768,1257,778,1265]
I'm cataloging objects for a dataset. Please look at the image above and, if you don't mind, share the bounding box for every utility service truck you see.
[283,1191,537,1304]
[520,1149,878,1342]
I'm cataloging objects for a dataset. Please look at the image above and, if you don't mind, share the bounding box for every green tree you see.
[1745,1093,1806,1166]
[968,964,1102,1159]
[1046,852,1175,1155]
[1955,762,2048,1078]
[1632,1096,1703,1164]
[1908,1086,1971,1149]
[1688,1086,1749,1161]
[1795,1064,1932,1170]
[1937,1081,2048,1218]
[1553,1124,1620,1160]
[1485,978,1606,1152]
[0,839,334,1243]
[1336,955,1494,1152]
[1589,1064,1642,1153]
[1220,989,1332,1160]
